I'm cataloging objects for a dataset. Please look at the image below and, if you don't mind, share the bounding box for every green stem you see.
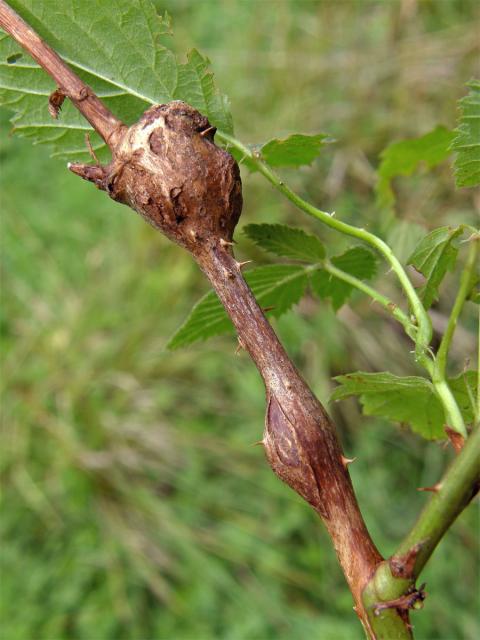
[429,236,479,438]
[477,303,480,424]
[217,131,432,358]
[218,131,475,438]
[362,426,480,638]
[394,424,480,577]
[435,236,479,379]
[322,261,416,338]
[432,378,467,438]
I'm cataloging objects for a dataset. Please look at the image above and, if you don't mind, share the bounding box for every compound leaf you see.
[331,370,477,440]
[244,224,325,262]
[260,133,331,168]
[376,126,454,210]
[168,264,308,349]
[0,0,233,159]
[174,48,233,136]
[407,226,464,308]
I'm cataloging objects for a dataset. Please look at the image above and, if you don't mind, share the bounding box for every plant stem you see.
[194,239,385,637]
[393,424,480,578]
[436,235,479,379]
[428,235,479,438]
[477,304,480,424]
[2,7,475,634]
[217,131,432,358]
[218,132,472,437]
[322,261,416,337]
[0,0,125,148]
[361,425,480,638]
[432,378,467,438]
[0,7,386,633]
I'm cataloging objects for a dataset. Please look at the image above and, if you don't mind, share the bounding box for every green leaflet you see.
[231,133,332,172]
[169,226,379,350]
[260,133,331,168]
[407,226,464,309]
[1,2,331,169]
[244,224,325,262]
[331,370,477,440]
[245,224,377,310]
[310,247,378,311]
[0,0,233,159]
[174,49,233,136]
[167,264,309,349]
[451,79,480,188]
[376,125,455,210]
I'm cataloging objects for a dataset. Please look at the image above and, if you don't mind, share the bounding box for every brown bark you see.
[194,241,383,618]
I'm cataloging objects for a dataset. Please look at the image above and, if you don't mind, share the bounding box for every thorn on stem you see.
[219,238,235,247]
[262,305,276,313]
[235,337,246,355]
[341,455,356,468]
[417,483,442,493]
[236,260,252,270]
[199,126,216,137]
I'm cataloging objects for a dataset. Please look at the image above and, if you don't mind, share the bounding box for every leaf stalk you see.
[217,131,432,358]
[218,131,472,438]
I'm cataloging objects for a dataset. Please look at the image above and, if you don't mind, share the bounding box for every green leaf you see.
[168,265,309,349]
[166,290,230,350]
[310,247,377,311]
[376,126,455,209]
[243,224,325,262]
[0,0,233,159]
[451,79,480,188]
[407,226,464,308]
[174,49,233,136]
[231,133,332,172]
[260,133,331,168]
[331,371,477,440]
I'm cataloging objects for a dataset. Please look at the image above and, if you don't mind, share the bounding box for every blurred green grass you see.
[1,1,479,639]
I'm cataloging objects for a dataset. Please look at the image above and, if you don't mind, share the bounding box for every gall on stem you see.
[68,101,383,629]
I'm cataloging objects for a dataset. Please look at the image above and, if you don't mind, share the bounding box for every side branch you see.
[361,426,479,638]
[0,0,125,148]
[392,425,480,580]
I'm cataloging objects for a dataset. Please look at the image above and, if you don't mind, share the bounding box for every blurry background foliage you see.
[1,1,479,639]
